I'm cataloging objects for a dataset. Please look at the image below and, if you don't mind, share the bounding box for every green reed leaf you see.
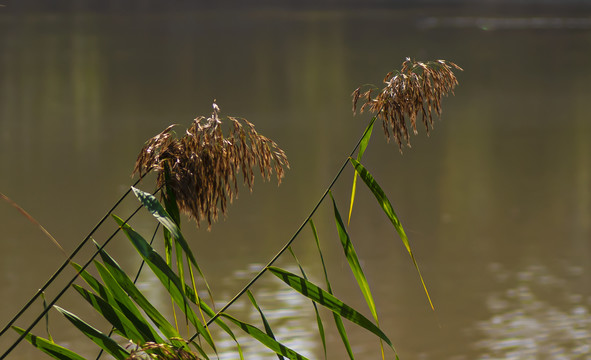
[132,187,197,267]
[309,220,353,360]
[112,215,216,352]
[163,164,181,226]
[40,292,53,343]
[12,326,85,360]
[268,266,396,353]
[93,261,163,343]
[288,246,326,360]
[349,158,434,311]
[95,244,185,345]
[331,193,379,323]
[71,261,162,343]
[72,284,145,343]
[54,306,130,360]
[348,117,375,225]
[246,291,284,360]
[162,171,184,331]
[220,313,309,360]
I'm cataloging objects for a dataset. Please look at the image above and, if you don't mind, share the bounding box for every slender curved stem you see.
[193,117,377,339]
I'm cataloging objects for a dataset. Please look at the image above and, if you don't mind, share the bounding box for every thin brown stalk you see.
[0,192,66,257]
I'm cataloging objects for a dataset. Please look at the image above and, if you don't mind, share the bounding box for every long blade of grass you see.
[132,187,197,268]
[348,117,375,225]
[331,193,379,322]
[220,314,309,360]
[71,284,145,343]
[40,292,53,343]
[95,244,184,344]
[268,266,396,353]
[54,306,130,360]
[12,326,86,360]
[287,247,326,360]
[246,291,284,360]
[93,261,164,343]
[162,171,182,331]
[113,215,216,352]
[71,260,161,344]
[309,221,354,360]
[350,158,434,311]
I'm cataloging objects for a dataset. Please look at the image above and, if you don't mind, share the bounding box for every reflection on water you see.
[476,264,591,359]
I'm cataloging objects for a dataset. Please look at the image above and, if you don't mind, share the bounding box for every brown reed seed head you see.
[126,341,202,360]
[352,58,462,150]
[132,102,289,228]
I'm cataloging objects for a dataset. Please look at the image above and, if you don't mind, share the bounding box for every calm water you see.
[1,4,591,359]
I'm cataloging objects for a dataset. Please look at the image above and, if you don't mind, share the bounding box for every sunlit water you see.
[1,4,591,359]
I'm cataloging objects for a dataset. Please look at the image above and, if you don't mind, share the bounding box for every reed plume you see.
[126,341,202,360]
[133,102,289,228]
[352,58,462,150]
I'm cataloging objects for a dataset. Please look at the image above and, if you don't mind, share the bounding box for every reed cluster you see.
[133,102,289,227]
[352,58,462,150]
[5,57,461,360]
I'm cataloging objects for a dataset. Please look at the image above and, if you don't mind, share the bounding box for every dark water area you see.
[1,3,591,359]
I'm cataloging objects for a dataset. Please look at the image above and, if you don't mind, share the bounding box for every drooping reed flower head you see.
[133,102,289,228]
[126,341,202,360]
[352,58,462,150]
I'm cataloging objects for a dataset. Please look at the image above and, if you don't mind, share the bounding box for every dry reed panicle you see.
[352,58,462,150]
[126,341,201,360]
[133,102,289,228]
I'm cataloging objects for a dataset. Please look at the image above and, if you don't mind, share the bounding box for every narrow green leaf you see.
[112,215,216,352]
[331,193,379,323]
[220,314,309,360]
[40,292,53,342]
[309,220,353,360]
[95,244,184,344]
[12,326,86,360]
[72,284,145,343]
[54,306,130,360]
[132,187,197,268]
[72,261,160,342]
[162,164,181,226]
[93,261,163,343]
[349,158,434,311]
[348,117,375,225]
[288,247,326,360]
[247,291,284,360]
[70,261,109,300]
[268,266,396,354]
[162,168,183,331]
